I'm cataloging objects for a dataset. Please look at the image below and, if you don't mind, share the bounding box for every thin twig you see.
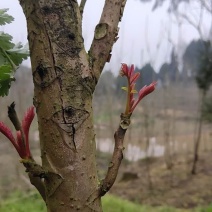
[179,12,203,38]
[200,0,212,13]
[178,0,205,39]
[21,159,47,201]
[99,113,130,196]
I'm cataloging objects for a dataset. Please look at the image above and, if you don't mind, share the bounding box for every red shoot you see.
[120,63,156,114]
[0,106,35,159]
[22,107,35,158]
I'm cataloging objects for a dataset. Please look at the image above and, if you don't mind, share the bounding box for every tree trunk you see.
[143,107,153,190]
[191,90,206,175]
[19,0,127,211]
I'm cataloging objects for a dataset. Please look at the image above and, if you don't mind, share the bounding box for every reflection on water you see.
[96,137,165,161]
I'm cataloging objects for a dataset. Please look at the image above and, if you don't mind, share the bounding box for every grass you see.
[0,191,212,212]
[102,195,189,212]
[0,192,45,212]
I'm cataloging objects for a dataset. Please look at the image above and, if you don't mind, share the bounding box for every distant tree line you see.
[96,38,211,98]
[138,0,190,12]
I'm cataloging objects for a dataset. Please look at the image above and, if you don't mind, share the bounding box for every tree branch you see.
[28,173,46,201]
[99,113,131,196]
[89,0,127,81]
[79,0,87,17]
[199,0,212,13]
[22,159,64,200]
[179,12,203,38]
[21,159,47,201]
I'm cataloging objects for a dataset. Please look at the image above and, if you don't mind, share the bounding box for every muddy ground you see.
[99,151,212,209]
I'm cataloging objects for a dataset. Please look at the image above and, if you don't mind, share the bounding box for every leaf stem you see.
[0,47,18,71]
[125,78,130,114]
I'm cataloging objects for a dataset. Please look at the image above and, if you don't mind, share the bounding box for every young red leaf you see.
[0,122,16,146]
[22,106,35,158]
[16,131,25,158]
[0,122,20,154]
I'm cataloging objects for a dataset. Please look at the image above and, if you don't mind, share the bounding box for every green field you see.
[0,191,212,212]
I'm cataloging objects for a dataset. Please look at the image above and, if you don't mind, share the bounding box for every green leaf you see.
[0,49,7,65]
[121,86,128,92]
[0,65,14,96]
[0,32,14,50]
[0,9,14,26]
[130,89,138,94]
[0,78,12,96]
[7,43,29,66]
[0,65,12,80]
[0,8,29,96]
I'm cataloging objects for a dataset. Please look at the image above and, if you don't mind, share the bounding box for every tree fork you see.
[19,0,128,211]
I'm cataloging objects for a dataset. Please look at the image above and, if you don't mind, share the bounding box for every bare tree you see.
[175,1,212,174]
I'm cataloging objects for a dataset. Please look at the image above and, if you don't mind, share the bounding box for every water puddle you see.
[96,137,165,161]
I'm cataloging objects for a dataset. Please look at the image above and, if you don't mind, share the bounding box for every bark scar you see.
[51,106,89,150]
[33,63,63,89]
[94,23,108,40]
[45,172,64,197]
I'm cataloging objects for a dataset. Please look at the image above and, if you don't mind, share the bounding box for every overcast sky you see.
[0,0,211,74]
